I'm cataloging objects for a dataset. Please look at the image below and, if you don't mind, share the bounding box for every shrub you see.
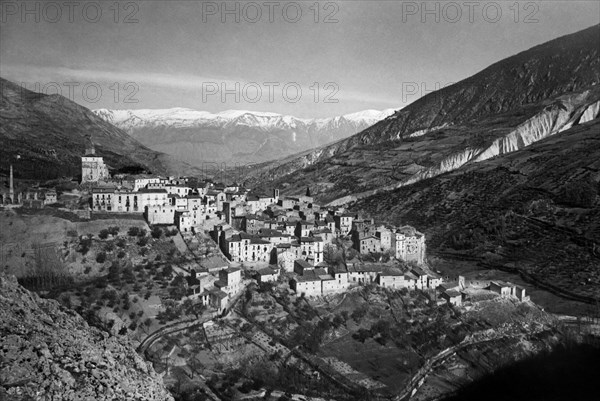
[351,307,367,323]
[151,226,162,239]
[127,226,140,236]
[98,229,109,240]
[353,328,372,343]
[122,267,135,283]
[96,252,107,264]
[138,237,148,247]
[116,238,126,248]
[108,226,120,236]
[83,266,91,274]
[78,236,92,255]
[162,265,173,277]
[95,277,108,288]
[117,250,126,259]
[138,229,147,238]
[108,262,121,283]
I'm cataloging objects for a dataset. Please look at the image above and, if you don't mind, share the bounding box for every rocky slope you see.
[0,78,199,180]
[93,108,396,166]
[245,25,600,197]
[353,117,600,300]
[0,274,174,401]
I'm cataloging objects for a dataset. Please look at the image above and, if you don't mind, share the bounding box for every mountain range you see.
[245,24,600,202]
[93,108,397,166]
[0,78,199,180]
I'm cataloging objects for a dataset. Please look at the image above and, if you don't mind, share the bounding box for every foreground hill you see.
[245,25,600,200]
[0,78,199,180]
[0,274,173,400]
[93,108,396,166]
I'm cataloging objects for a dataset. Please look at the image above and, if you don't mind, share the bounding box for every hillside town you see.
[0,146,535,314]
[0,145,534,311]
[67,147,529,312]
[1,147,539,399]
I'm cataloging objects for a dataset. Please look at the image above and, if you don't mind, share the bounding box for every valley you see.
[1,11,600,401]
[94,108,396,166]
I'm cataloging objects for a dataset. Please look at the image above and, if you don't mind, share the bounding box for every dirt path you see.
[137,315,215,354]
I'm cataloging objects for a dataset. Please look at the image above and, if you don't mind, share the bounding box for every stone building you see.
[394,226,426,265]
[91,187,168,213]
[224,233,274,263]
[335,213,354,236]
[81,146,109,183]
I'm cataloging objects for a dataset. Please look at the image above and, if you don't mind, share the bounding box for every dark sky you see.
[1,1,598,117]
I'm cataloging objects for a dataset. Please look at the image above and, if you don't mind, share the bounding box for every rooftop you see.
[379,269,404,277]
[360,235,379,241]
[137,188,168,194]
[294,259,313,269]
[411,267,427,276]
[257,267,279,276]
[444,289,462,298]
[491,280,514,288]
[329,264,347,274]
[348,264,385,273]
[259,228,288,238]
[300,236,323,243]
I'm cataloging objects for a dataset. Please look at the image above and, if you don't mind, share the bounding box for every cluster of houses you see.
[287,260,440,297]
[437,276,530,306]
[210,196,426,266]
[86,148,529,310]
[91,177,240,232]
[186,266,243,312]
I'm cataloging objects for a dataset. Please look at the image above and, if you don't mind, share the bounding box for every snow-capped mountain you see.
[93,108,397,165]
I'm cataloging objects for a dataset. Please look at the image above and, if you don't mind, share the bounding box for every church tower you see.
[81,138,109,184]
